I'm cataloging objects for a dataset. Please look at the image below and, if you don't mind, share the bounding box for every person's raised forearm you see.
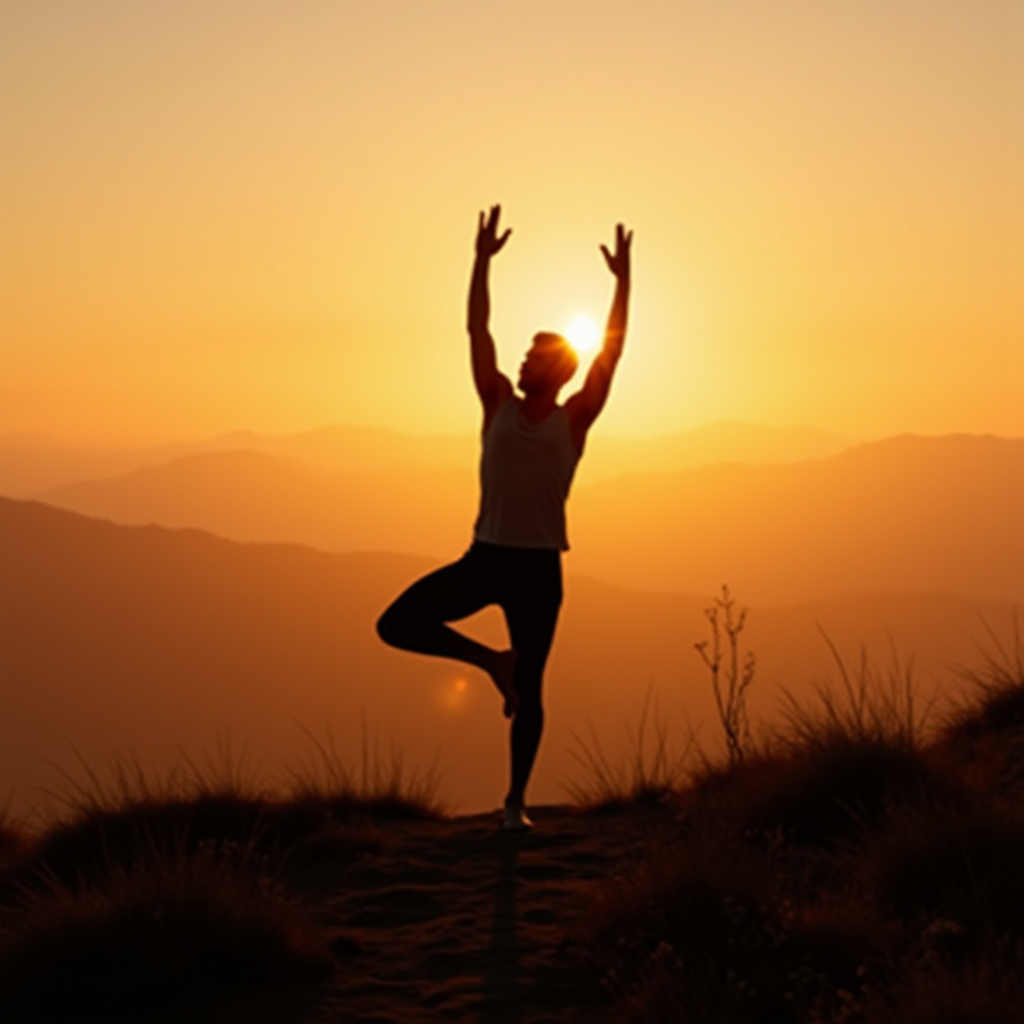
[468,251,502,401]
[603,274,630,362]
[566,224,633,435]
[467,252,493,338]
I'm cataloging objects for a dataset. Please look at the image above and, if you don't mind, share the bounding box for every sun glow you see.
[565,314,600,354]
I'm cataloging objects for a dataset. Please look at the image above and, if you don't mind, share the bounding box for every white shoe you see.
[501,804,534,833]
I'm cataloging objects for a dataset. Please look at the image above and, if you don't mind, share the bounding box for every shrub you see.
[864,941,1024,1024]
[865,799,1024,945]
[714,639,958,847]
[742,737,952,847]
[0,851,336,1024]
[19,792,282,893]
[695,585,756,765]
[588,839,814,1024]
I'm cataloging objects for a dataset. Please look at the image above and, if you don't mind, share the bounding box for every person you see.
[376,205,632,831]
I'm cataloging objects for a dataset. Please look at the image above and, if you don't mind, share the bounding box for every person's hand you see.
[476,205,512,259]
[600,223,633,282]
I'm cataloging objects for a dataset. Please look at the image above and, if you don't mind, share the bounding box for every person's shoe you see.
[500,804,534,833]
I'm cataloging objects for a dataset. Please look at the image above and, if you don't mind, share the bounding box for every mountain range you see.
[27,432,1024,605]
[0,420,852,496]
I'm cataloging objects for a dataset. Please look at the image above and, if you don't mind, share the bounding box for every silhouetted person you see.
[377,205,632,830]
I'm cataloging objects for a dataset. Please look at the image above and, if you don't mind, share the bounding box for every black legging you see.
[376,541,562,807]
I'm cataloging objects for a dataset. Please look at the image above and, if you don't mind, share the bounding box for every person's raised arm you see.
[566,223,633,444]
[468,205,513,424]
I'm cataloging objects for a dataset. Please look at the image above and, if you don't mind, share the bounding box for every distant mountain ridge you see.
[0,420,853,496]
[569,433,1024,602]
[33,433,1024,606]
[41,449,480,561]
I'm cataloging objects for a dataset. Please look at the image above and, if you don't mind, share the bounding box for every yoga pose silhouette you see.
[377,205,632,830]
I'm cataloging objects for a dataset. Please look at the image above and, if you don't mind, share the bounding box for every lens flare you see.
[565,314,600,354]
[441,677,470,711]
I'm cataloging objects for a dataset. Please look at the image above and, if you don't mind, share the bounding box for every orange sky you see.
[1,1,1021,444]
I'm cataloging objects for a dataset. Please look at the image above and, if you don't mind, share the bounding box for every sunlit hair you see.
[530,332,579,387]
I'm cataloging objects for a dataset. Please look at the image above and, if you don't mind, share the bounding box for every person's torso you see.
[473,398,581,551]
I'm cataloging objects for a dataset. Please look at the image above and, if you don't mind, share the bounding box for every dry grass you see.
[578,639,1024,1024]
[0,807,29,873]
[3,635,1021,1023]
[563,688,696,812]
[0,734,445,1024]
[0,851,337,1024]
[936,617,1024,803]
[283,720,446,822]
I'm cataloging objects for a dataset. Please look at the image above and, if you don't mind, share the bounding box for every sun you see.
[565,314,600,354]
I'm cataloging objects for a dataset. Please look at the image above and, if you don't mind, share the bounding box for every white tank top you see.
[473,398,581,551]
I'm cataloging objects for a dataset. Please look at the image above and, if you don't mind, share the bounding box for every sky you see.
[1,1,1022,444]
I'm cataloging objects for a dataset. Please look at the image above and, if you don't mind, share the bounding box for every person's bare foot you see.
[490,649,519,718]
[500,803,534,832]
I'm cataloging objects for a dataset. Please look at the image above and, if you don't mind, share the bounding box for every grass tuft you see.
[0,808,29,873]
[778,632,937,751]
[563,689,695,812]
[725,736,952,848]
[284,721,446,822]
[0,851,336,1024]
[938,618,1024,802]
[864,798,1024,942]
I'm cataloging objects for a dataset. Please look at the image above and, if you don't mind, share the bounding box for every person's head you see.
[517,332,579,397]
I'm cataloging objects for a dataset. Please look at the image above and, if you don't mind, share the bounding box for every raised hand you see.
[600,223,633,282]
[476,205,512,259]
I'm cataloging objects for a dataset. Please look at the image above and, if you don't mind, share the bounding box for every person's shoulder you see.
[561,391,586,423]
[496,393,519,417]
[560,394,590,454]
[483,391,517,436]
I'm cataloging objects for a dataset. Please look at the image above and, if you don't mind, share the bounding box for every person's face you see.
[517,345,564,395]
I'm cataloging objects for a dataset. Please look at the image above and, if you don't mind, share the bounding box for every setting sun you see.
[565,314,600,355]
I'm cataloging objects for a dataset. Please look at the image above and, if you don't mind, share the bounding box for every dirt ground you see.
[300,805,667,1024]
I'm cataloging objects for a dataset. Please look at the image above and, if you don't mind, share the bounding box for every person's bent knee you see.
[376,605,404,648]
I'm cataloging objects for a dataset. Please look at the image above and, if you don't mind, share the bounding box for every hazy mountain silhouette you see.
[36,434,1023,606]
[0,426,472,497]
[571,434,1024,602]
[0,421,851,496]
[578,420,854,481]
[41,449,478,557]
[2,498,1016,819]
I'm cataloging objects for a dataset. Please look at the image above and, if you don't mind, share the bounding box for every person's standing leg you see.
[499,549,563,817]
[376,545,519,715]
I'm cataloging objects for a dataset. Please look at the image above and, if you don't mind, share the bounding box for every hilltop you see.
[1,643,1022,1023]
